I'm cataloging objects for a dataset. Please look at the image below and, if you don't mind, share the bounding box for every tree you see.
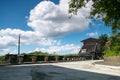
[69,0,120,56]
[98,34,108,52]
[104,33,120,56]
[69,0,120,33]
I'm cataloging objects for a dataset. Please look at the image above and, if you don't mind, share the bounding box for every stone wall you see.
[104,56,120,64]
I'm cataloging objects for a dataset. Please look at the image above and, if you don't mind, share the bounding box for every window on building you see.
[81,49,86,53]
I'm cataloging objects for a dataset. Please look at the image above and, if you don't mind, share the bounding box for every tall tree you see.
[69,0,120,33]
[98,34,108,52]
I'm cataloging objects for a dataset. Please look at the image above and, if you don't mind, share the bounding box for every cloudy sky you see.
[0,0,111,55]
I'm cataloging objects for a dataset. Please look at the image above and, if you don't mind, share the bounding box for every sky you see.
[0,0,112,55]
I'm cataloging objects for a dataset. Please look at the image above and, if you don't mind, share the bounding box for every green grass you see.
[104,50,120,57]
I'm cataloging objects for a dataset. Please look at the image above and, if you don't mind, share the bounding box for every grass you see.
[104,50,120,57]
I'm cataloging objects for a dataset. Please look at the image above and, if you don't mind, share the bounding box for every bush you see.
[104,33,120,56]
[0,56,5,61]
[104,50,118,57]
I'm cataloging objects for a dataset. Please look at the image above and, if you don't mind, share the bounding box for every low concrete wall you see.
[104,56,120,64]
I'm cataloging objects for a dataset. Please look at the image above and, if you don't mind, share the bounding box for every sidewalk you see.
[92,60,120,72]
[50,60,120,76]
[94,60,120,66]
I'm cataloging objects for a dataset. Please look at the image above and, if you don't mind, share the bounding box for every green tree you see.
[0,56,5,61]
[69,0,120,56]
[104,33,120,56]
[69,0,120,33]
[98,34,108,52]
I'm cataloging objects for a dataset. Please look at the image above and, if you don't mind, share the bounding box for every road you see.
[0,60,120,80]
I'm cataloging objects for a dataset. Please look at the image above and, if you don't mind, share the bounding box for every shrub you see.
[104,33,120,56]
[0,56,5,61]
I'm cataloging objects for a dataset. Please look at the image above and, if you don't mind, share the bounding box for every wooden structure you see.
[78,38,100,59]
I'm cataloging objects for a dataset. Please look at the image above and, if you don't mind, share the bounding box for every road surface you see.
[0,60,120,80]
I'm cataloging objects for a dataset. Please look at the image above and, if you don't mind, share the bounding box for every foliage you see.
[69,0,120,57]
[29,51,50,56]
[69,0,120,33]
[98,34,108,52]
[65,53,78,56]
[31,55,37,59]
[0,56,5,61]
[104,50,117,57]
[104,33,120,56]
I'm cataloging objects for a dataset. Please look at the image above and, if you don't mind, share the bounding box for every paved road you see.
[0,61,120,80]
[0,65,34,80]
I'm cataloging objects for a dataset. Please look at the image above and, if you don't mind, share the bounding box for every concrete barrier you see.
[104,56,120,64]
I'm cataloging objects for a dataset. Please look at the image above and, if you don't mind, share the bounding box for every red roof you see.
[81,38,98,42]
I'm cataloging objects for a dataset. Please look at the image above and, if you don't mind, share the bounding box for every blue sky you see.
[0,0,111,55]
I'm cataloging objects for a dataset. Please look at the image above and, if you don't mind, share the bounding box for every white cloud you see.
[0,0,92,55]
[0,48,10,55]
[36,44,81,54]
[86,32,99,37]
[0,28,57,48]
[27,0,92,37]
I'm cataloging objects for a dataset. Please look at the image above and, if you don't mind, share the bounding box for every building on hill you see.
[78,38,101,59]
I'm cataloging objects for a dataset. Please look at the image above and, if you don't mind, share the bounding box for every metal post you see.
[18,34,20,55]
[17,34,21,64]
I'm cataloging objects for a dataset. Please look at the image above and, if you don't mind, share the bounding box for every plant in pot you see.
[19,57,23,64]
[55,55,59,62]
[62,56,66,61]
[44,56,48,62]
[31,55,37,63]
[18,55,24,64]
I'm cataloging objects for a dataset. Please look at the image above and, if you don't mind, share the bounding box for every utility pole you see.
[17,34,23,64]
[18,34,20,56]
